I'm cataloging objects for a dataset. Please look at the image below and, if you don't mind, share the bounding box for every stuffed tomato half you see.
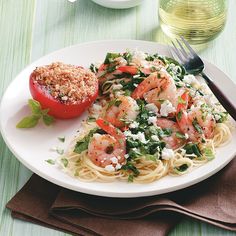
[29,62,98,119]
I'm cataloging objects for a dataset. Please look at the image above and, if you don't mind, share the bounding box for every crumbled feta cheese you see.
[124,131,148,144]
[151,135,159,141]
[104,165,115,172]
[89,103,102,118]
[124,154,129,159]
[129,121,139,129]
[145,103,158,113]
[215,114,222,121]
[124,130,132,137]
[115,163,122,170]
[204,94,217,107]
[93,133,101,140]
[147,116,157,126]
[185,133,189,139]
[115,57,127,66]
[110,157,118,164]
[133,132,147,144]
[160,100,176,117]
[91,103,102,112]
[162,148,175,160]
[112,84,123,90]
[183,74,199,86]
[132,50,147,61]
[133,83,138,87]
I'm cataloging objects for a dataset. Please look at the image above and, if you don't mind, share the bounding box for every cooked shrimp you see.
[132,70,178,108]
[104,95,139,128]
[88,118,126,168]
[157,118,186,149]
[176,92,216,142]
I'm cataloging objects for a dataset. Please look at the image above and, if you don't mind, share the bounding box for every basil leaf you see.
[16,115,40,128]
[28,99,41,114]
[17,99,55,128]
[43,114,55,126]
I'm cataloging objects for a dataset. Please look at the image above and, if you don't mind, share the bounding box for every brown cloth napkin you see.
[7,158,236,236]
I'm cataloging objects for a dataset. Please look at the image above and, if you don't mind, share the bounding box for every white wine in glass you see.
[159,0,228,44]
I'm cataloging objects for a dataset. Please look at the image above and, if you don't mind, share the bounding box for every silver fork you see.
[170,36,236,121]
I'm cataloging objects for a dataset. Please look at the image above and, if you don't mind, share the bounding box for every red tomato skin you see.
[29,73,98,119]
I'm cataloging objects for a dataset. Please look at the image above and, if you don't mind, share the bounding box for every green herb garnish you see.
[45,159,55,165]
[56,148,64,155]
[121,162,140,176]
[61,158,68,167]
[184,143,201,157]
[74,128,98,154]
[192,118,203,134]
[104,52,120,64]
[16,99,55,128]
[203,148,215,160]
[175,164,189,173]
[177,111,182,121]
[175,131,186,139]
[58,136,65,143]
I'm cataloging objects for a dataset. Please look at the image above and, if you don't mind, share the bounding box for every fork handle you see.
[201,72,236,121]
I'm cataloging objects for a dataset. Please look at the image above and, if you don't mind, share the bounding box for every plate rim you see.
[0,39,235,198]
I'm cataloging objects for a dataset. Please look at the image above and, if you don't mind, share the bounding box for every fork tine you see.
[176,38,189,59]
[180,36,198,57]
[171,41,185,63]
[168,45,179,62]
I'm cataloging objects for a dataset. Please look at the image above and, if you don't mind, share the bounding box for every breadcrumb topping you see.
[32,62,98,104]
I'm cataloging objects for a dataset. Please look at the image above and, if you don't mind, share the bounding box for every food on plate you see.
[29,62,98,119]
[56,50,232,183]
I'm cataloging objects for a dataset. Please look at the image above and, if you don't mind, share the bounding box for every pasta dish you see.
[60,50,232,183]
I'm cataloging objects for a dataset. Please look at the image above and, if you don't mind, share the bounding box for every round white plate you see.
[0,40,236,198]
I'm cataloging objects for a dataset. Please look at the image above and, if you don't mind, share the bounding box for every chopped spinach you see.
[89,63,98,73]
[175,164,189,172]
[104,52,120,64]
[184,143,201,157]
[121,162,140,176]
[192,118,203,134]
[123,52,133,65]
[175,131,186,139]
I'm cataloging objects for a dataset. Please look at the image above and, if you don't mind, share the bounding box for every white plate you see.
[1,40,236,198]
